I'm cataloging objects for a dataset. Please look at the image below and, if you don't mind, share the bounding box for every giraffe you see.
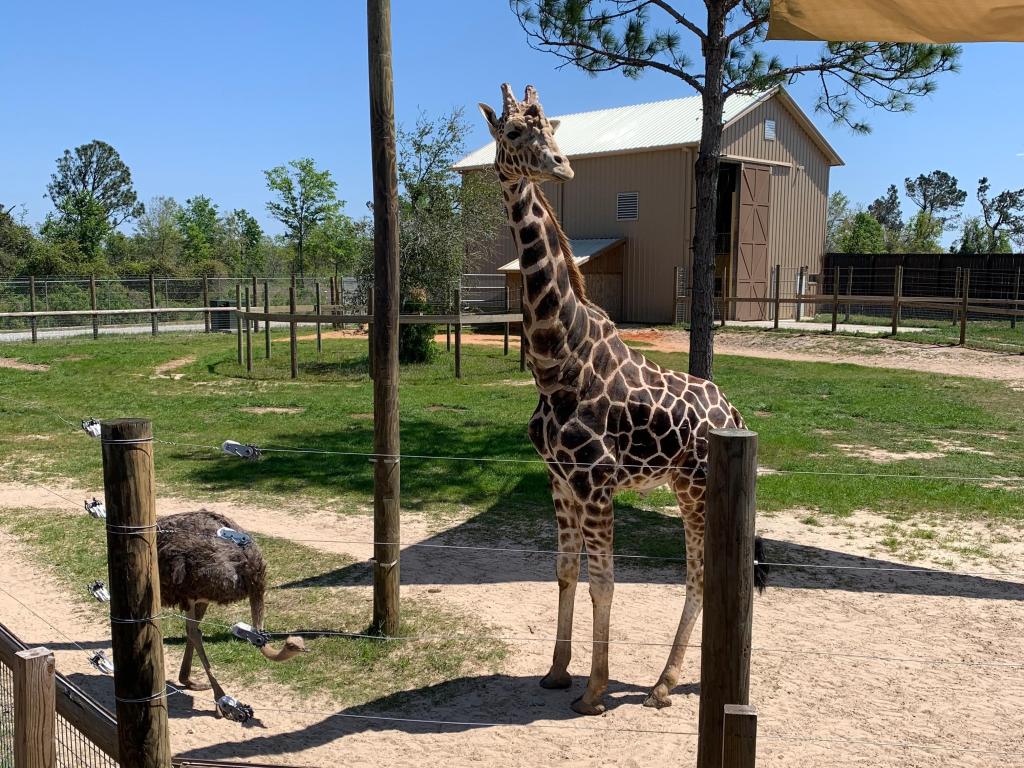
[479,83,762,715]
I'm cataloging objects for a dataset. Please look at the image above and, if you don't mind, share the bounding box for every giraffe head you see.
[479,83,574,183]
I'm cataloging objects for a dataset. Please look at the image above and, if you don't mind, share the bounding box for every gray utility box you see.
[209,300,237,332]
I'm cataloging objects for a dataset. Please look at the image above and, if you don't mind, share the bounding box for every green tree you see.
[904,170,966,228]
[46,140,144,253]
[977,177,1024,252]
[0,204,35,277]
[900,210,943,252]
[128,197,185,275]
[512,0,960,380]
[223,209,264,275]
[826,191,852,252]
[305,211,368,277]
[264,159,340,276]
[838,211,885,254]
[40,192,112,260]
[952,216,1011,255]
[867,184,903,249]
[176,196,224,273]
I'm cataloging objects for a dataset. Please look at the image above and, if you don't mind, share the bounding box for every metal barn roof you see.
[455,90,772,171]
[496,238,626,273]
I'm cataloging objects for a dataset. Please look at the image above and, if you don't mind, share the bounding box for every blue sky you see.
[2,1,1022,240]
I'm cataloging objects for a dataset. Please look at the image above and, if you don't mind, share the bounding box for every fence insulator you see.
[231,622,271,648]
[222,440,262,461]
[89,650,114,675]
[85,498,106,519]
[216,695,254,723]
[217,527,253,548]
[89,580,110,603]
[81,419,102,438]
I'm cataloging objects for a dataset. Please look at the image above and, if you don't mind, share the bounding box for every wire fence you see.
[1,391,1023,762]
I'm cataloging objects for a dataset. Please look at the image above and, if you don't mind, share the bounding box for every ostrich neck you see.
[499,174,589,388]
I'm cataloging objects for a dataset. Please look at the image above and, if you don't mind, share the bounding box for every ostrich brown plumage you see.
[157,510,306,711]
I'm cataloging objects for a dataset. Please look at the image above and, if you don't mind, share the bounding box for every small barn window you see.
[616,191,639,221]
[763,119,776,141]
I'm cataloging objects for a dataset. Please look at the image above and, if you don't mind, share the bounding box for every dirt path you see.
[1,483,1022,766]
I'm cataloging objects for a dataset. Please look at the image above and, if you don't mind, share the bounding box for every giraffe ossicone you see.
[481,83,761,715]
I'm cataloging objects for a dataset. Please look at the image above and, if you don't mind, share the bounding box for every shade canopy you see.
[768,0,1024,42]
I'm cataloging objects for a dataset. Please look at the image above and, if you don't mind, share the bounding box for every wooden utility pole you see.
[697,428,757,768]
[149,275,158,336]
[90,275,99,339]
[28,276,37,346]
[264,282,272,359]
[14,646,55,768]
[722,704,758,768]
[100,418,171,768]
[367,0,401,636]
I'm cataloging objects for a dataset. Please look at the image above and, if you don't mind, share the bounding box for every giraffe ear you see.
[549,119,561,134]
[478,103,500,137]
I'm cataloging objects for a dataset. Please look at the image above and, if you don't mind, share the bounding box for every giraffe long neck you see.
[500,175,590,390]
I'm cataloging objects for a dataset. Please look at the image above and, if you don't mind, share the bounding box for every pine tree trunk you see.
[689,8,727,382]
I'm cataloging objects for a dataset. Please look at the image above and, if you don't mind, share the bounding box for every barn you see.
[454,86,843,324]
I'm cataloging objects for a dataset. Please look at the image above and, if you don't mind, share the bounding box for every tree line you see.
[0,109,501,300]
[828,170,1024,255]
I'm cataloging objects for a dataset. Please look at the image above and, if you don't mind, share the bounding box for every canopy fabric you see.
[768,0,1024,42]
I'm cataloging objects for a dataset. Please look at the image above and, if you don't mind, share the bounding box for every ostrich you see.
[157,510,306,713]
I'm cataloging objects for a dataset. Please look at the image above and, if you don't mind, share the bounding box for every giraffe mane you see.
[532,184,590,305]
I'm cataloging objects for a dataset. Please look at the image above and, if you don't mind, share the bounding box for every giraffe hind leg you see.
[644,481,705,709]
[540,479,582,690]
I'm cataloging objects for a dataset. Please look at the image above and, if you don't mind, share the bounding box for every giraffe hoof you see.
[180,679,212,691]
[539,671,572,690]
[570,696,606,716]
[643,687,673,709]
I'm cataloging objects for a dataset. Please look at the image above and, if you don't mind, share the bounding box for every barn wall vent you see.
[616,191,639,221]
[764,119,776,141]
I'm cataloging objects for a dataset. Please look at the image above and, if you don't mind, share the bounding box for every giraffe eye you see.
[506,130,521,140]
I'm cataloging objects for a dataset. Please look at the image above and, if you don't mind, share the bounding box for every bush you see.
[398,289,436,364]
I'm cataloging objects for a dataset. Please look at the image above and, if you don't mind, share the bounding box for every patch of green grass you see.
[0,506,505,705]
[0,330,1022,560]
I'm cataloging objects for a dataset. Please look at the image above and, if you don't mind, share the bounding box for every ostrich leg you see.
[181,601,227,703]
[178,602,210,690]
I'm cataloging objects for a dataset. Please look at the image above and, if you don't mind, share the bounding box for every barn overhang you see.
[496,238,626,273]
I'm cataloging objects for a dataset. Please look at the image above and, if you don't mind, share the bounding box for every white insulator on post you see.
[222,440,262,461]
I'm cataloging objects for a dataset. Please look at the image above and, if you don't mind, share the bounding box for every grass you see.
[1,329,1022,530]
[809,312,1024,353]
[0,505,505,705]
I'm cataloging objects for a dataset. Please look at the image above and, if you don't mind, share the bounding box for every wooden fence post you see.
[831,266,839,333]
[289,284,298,379]
[90,275,99,339]
[722,704,758,768]
[503,284,510,356]
[720,263,729,328]
[251,276,259,334]
[952,266,962,325]
[795,266,805,322]
[235,284,242,365]
[244,287,253,374]
[315,281,322,354]
[263,281,271,359]
[772,266,780,330]
[149,275,158,336]
[844,265,853,323]
[28,276,37,346]
[697,428,757,768]
[100,418,171,768]
[960,269,970,347]
[519,287,526,372]
[14,646,55,768]
[891,265,903,336]
[1011,268,1019,331]
[455,285,463,379]
[202,277,210,333]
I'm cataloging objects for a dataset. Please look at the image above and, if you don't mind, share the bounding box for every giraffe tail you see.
[754,536,769,594]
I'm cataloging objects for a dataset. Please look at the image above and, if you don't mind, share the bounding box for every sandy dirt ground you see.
[1,482,1022,767]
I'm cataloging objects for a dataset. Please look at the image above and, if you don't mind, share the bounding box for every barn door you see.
[735,163,771,321]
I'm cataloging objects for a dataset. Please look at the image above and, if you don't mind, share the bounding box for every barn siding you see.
[560,149,688,323]
[722,97,831,314]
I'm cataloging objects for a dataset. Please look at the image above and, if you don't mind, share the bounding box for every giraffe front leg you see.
[541,480,582,690]
[572,495,614,716]
[645,488,705,709]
